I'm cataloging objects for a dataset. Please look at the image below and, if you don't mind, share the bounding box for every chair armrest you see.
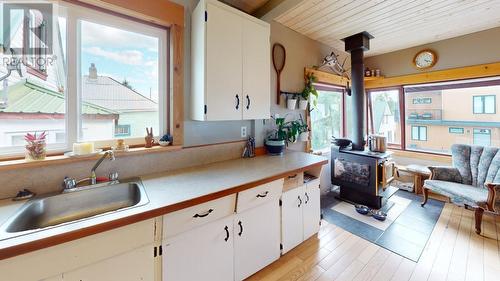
[485,183,500,212]
[428,166,462,183]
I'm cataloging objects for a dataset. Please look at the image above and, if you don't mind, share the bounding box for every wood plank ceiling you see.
[274,0,500,56]
[221,0,272,14]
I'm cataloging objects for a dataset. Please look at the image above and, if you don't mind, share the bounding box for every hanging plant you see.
[301,73,319,107]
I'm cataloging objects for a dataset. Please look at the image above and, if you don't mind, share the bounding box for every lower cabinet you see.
[162,215,234,281]
[63,245,155,281]
[281,179,321,254]
[234,200,281,281]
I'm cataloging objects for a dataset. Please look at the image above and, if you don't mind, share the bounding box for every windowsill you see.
[0,145,182,172]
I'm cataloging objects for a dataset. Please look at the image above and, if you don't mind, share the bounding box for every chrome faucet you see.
[90,150,116,185]
[62,150,117,192]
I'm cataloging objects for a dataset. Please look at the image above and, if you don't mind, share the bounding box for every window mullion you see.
[66,12,78,147]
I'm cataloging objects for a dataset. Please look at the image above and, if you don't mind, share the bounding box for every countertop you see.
[0,152,327,260]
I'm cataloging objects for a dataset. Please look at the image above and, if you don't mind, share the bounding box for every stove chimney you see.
[342,32,373,151]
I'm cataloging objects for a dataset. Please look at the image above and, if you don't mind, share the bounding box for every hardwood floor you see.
[246,204,500,281]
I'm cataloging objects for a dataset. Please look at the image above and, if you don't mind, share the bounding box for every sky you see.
[80,20,160,101]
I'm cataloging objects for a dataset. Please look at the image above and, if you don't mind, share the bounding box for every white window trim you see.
[0,2,169,157]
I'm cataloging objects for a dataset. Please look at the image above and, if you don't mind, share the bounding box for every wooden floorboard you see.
[246,204,500,281]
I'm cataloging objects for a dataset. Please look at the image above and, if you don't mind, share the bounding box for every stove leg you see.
[421,187,429,207]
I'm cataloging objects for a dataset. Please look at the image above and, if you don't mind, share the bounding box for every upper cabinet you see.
[191,0,271,121]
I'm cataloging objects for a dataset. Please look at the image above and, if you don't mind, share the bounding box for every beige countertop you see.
[0,152,327,260]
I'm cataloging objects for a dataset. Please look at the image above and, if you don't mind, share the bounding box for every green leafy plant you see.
[301,73,319,106]
[267,114,308,145]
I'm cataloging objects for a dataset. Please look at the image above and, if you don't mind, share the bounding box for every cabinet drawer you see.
[163,194,236,239]
[283,172,304,192]
[236,179,283,213]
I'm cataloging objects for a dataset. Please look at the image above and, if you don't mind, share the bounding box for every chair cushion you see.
[424,180,488,208]
[452,144,472,185]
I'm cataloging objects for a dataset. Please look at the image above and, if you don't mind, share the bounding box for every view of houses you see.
[0,9,159,150]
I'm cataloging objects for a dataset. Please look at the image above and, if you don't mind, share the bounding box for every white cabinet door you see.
[234,200,281,281]
[63,245,154,281]
[163,215,234,281]
[205,2,243,121]
[303,180,321,240]
[242,19,270,120]
[281,185,305,254]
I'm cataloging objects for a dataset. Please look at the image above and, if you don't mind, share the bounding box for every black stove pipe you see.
[342,32,373,151]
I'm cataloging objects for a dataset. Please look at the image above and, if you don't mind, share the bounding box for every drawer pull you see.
[288,174,297,179]
[256,191,269,198]
[193,209,214,218]
[238,221,244,236]
[224,226,230,242]
[305,192,310,204]
[298,196,303,208]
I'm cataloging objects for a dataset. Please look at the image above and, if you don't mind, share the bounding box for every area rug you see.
[331,195,412,231]
[321,189,444,262]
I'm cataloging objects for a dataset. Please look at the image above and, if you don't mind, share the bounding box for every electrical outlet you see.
[241,126,247,138]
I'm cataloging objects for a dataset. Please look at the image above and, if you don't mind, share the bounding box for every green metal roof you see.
[0,80,117,115]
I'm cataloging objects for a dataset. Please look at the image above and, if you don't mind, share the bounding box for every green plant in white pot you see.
[265,117,287,155]
[300,73,318,110]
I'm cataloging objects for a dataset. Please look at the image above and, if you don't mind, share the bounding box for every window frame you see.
[473,95,496,114]
[473,128,491,146]
[0,2,171,157]
[310,83,345,153]
[367,87,405,149]
[411,126,427,141]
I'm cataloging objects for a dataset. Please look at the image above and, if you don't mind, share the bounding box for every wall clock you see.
[413,49,437,70]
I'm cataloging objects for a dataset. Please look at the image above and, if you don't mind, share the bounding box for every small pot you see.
[299,132,309,142]
[298,99,308,110]
[287,98,297,110]
[265,139,286,156]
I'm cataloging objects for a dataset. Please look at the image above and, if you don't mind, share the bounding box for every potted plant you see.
[286,95,298,110]
[298,118,309,142]
[300,73,319,110]
[265,117,287,155]
[24,131,47,161]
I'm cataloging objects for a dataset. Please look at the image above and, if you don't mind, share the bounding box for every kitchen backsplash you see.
[0,141,245,200]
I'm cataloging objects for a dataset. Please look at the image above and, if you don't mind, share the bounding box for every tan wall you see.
[441,87,499,121]
[365,27,500,77]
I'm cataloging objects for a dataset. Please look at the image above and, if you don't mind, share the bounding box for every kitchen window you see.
[411,126,427,141]
[368,89,402,147]
[473,95,496,114]
[0,2,168,156]
[404,77,500,154]
[310,86,344,152]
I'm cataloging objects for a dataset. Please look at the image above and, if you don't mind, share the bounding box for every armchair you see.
[421,144,500,234]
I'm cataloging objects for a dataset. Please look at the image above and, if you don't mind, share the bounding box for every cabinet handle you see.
[246,95,250,110]
[238,220,244,236]
[305,192,310,204]
[256,191,269,198]
[224,225,230,242]
[298,196,302,208]
[235,94,240,110]
[288,174,297,179]
[193,208,213,218]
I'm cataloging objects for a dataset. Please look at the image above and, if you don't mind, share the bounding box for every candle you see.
[73,142,95,155]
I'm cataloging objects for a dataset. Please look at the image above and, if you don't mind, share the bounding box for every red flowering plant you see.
[24,131,47,161]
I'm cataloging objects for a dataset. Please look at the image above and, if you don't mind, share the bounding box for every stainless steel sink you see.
[0,179,149,238]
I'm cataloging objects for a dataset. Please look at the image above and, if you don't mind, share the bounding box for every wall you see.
[365,27,500,77]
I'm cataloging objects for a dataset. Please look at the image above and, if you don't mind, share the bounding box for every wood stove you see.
[331,146,395,209]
